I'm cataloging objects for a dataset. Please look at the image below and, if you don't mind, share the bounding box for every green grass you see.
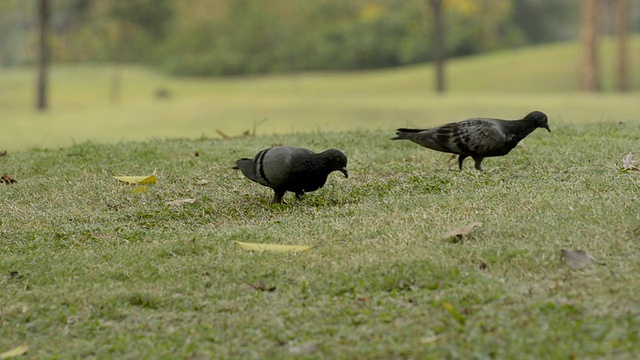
[1,36,640,152]
[2,122,640,358]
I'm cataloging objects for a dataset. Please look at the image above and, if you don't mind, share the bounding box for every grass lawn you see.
[1,36,640,152]
[1,120,640,358]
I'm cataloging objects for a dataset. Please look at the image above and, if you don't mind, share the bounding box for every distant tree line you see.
[5,0,631,76]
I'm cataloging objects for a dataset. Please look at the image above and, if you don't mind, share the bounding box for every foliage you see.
[159,0,528,75]
[4,0,633,75]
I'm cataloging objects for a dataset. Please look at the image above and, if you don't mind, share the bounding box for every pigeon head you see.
[525,111,550,132]
[322,149,349,178]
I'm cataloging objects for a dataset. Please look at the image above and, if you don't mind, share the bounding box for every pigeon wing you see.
[260,147,316,188]
[405,122,462,153]
[455,119,507,155]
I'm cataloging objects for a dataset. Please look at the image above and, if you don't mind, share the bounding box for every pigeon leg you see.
[473,157,484,171]
[446,154,457,167]
[457,155,468,170]
[271,189,286,204]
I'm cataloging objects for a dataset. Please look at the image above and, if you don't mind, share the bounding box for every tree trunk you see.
[616,0,629,92]
[36,0,49,110]
[110,24,127,105]
[580,0,601,92]
[428,0,445,93]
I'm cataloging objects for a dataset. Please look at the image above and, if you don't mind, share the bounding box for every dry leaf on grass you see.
[132,186,148,194]
[622,153,639,171]
[245,278,276,292]
[195,180,209,185]
[561,249,605,269]
[0,345,28,359]
[442,222,482,240]
[289,342,318,355]
[1,174,17,184]
[165,198,196,207]
[442,302,466,325]
[113,169,157,184]
[216,129,251,140]
[234,241,312,253]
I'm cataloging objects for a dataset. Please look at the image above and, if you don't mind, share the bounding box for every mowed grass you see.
[2,121,640,358]
[1,36,640,152]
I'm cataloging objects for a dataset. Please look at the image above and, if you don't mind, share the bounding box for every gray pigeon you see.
[392,111,550,170]
[233,146,348,204]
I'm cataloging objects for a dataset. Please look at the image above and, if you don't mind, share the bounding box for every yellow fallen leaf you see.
[0,345,28,359]
[442,222,482,239]
[114,169,157,184]
[442,302,466,325]
[132,186,148,194]
[235,241,312,253]
[114,174,156,184]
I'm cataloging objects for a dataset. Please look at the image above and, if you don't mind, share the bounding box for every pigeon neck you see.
[506,119,539,143]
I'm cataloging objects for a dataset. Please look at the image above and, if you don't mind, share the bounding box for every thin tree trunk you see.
[616,0,629,92]
[580,0,601,92]
[36,0,49,111]
[429,0,445,93]
[110,24,126,105]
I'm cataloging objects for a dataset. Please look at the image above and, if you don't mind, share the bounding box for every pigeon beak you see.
[544,125,551,132]
[340,168,349,178]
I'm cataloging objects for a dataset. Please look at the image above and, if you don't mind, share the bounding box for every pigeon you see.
[233,146,348,204]
[392,111,550,171]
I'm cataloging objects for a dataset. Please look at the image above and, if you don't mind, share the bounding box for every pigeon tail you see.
[234,158,259,183]
[392,128,428,140]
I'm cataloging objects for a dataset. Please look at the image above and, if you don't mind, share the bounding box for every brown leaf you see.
[442,222,482,240]
[216,129,231,140]
[561,249,605,269]
[0,150,6,157]
[1,174,17,185]
[216,129,252,140]
[246,278,276,292]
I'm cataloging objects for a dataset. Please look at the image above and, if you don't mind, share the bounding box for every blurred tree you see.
[428,0,446,93]
[103,0,174,103]
[512,0,580,44]
[0,1,31,67]
[616,0,629,92]
[580,0,601,92]
[3,0,606,77]
[36,0,49,111]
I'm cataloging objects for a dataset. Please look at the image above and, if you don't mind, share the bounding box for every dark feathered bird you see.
[233,146,348,204]
[392,111,550,170]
